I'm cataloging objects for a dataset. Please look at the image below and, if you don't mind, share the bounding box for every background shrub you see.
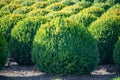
[46,11,71,19]
[61,0,76,6]
[32,18,99,75]
[92,3,111,10]
[75,1,92,8]
[94,0,106,3]
[0,14,25,42]
[32,1,49,9]
[88,16,120,64]
[0,33,8,70]
[21,0,36,6]
[27,9,51,17]
[114,38,120,72]
[0,4,22,17]
[80,7,105,17]
[69,13,97,27]
[45,2,66,11]
[9,17,47,65]
[13,6,33,14]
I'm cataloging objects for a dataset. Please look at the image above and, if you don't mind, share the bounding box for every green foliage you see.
[27,9,51,17]
[94,0,106,3]
[112,77,120,80]
[13,6,33,14]
[81,0,94,3]
[32,1,49,9]
[80,7,105,17]
[114,39,120,72]
[88,16,120,64]
[46,11,71,19]
[32,18,99,75]
[61,0,76,6]
[76,1,92,8]
[0,4,22,17]
[21,0,36,6]
[61,4,84,14]
[92,3,111,10]
[69,13,97,27]
[0,14,25,42]
[45,2,66,11]
[0,33,8,70]
[106,0,120,5]
[0,1,7,9]
[9,17,48,65]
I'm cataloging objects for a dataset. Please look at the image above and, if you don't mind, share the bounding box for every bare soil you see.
[0,62,120,80]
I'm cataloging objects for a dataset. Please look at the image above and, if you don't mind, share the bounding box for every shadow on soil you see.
[0,74,120,80]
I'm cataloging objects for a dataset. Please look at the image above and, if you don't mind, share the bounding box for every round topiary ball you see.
[32,18,99,75]
[9,17,47,65]
[0,33,9,70]
[114,38,120,71]
[88,16,120,64]
[0,14,25,42]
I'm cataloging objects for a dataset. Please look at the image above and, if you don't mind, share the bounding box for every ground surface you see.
[0,62,120,80]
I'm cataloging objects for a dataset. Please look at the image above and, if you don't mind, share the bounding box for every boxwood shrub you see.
[0,14,25,42]
[13,6,33,14]
[114,38,120,71]
[88,16,120,64]
[32,1,49,9]
[69,13,97,27]
[9,17,48,65]
[46,11,71,19]
[75,1,92,8]
[92,3,111,10]
[0,33,8,70]
[21,0,36,6]
[80,7,105,17]
[0,4,22,17]
[61,5,84,14]
[32,18,99,75]
[45,2,66,11]
[94,0,106,3]
[61,0,76,6]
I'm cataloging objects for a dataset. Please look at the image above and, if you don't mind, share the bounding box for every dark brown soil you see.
[0,62,120,80]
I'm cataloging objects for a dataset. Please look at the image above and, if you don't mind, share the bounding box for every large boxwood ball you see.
[32,18,99,75]
[114,39,120,71]
[9,17,47,65]
[0,33,8,70]
[0,14,25,42]
[88,16,120,64]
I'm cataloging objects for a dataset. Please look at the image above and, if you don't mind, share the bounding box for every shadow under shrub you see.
[32,18,99,75]
[9,17,48,65]
[0,33,9,70]
[114,38,120,72]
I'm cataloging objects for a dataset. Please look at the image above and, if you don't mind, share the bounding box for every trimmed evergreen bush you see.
[94,0,106,3]
[0,1,7,9]
[9,17,48,65]
[61,0,76,6]
[69,13,97,27]
[61,5,84,14]
[21,0,36,6]
[46,11,71,19]
[106,0,120,5]
[114,38,120,71]
[0,4,22,17]
[13,6,33,14]
[75,1,92,8]
[0,14,25,42]
[80,7,105,17]
[88,16,120,64]
[92,3,111,10]
[81,0,94,3]
[45,2,66,11]
[32,18,99,75]
[27,9,51,17]
[32,1,49,9]
[0,33,8,70]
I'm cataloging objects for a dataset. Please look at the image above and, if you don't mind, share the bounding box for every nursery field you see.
[0,0,120,80]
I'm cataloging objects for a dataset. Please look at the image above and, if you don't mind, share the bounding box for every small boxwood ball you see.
[114,39,120,71]
[0,33,9,70]
[0,14,25,42]
[9,17,47,65]
[89,16,120,64]
[32,18,99,75]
